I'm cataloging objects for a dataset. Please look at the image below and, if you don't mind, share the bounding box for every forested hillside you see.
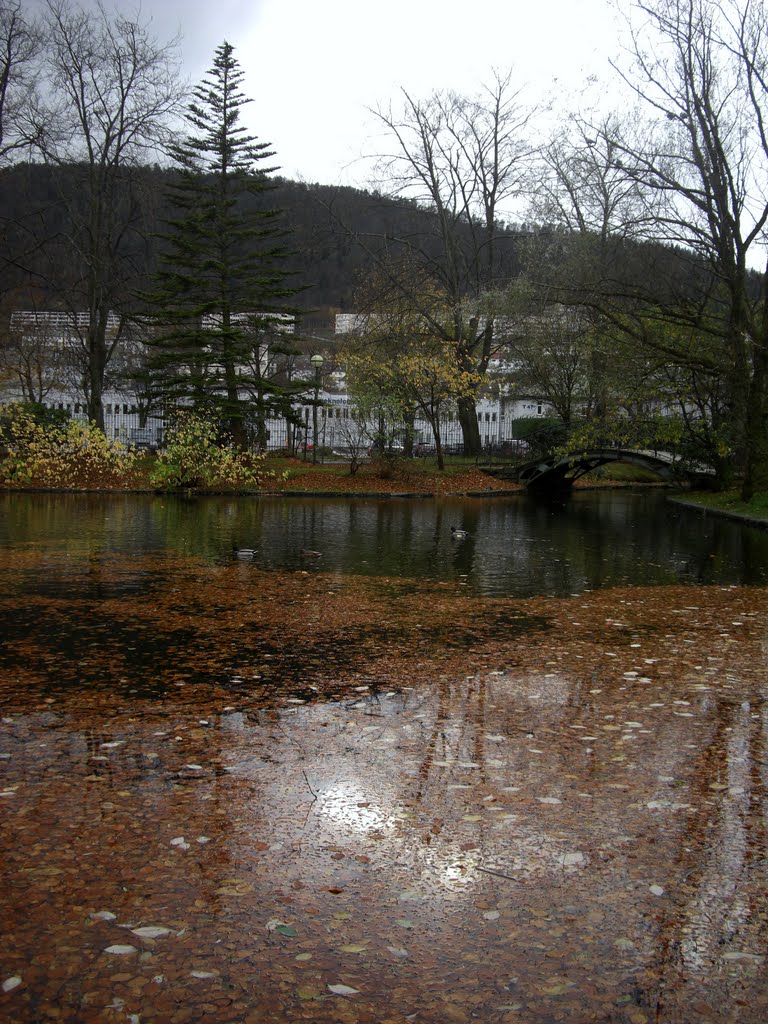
[0,162,528,319]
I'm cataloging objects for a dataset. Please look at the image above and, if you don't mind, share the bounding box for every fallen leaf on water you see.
[649,884,665,896]
[397,889,423,902]
[103,945,137,955]
[266,919,297,936]
[130,926,172,939]
[387,946,409,958]
[297,986,322,1000]
[560,852,586,866]
[540,979,576,996]
[2,976,22,993]
[338,942,370,953]
[328,983,360,995]
[215,880,253,896]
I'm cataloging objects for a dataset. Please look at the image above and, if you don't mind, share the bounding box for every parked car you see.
[485,439,530,456]
[129,427,158,451]
[413,441,436,457]
[368,440,405,456]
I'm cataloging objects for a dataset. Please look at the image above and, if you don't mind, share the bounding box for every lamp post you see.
[310,353,324,464]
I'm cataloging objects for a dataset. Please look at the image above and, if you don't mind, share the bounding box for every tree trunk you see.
[434,422,445,471]
[87,323,106,429]
[457,394,481,456]
[741,325,768,501]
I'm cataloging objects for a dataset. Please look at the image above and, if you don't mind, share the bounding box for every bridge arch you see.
[515,448,708,492]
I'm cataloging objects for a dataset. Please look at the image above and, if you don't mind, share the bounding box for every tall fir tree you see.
[143,41,302,446]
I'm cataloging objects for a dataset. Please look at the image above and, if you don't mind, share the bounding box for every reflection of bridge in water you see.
[514,448,714,493]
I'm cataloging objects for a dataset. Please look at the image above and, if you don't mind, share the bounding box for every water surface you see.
[3,489,767,597]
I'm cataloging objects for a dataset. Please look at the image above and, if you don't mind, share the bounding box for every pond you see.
[3,489,768,597]
[1,489,767,1023]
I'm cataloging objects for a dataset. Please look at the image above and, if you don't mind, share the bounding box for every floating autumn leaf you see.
[266,919,297,936]
[2,976,22,993]
[215,880,253,896]
[560,852,586,867]
[103,945,137,955]
[397,889,423,902]
[297,986,322,1000]
[338,942,370,953]
[540,978,576,996]
[328,983,360,996]
[130,926,172,939]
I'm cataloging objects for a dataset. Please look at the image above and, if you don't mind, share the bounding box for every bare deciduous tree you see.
[603,0,768,496]
[366,70,537,455]
[32,0,184,427]
[0,1,43,163]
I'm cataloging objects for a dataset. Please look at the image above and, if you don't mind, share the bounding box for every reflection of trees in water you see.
[3,491,768,595]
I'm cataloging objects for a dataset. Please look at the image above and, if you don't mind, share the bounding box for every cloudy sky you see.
[33,0,626,187]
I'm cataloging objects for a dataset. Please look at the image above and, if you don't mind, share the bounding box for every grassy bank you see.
[670,488,768,526]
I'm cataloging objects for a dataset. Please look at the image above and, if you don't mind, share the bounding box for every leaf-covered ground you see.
[1,454,518,497]
[1,549,767,1023]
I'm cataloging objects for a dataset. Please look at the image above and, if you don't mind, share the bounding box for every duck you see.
[300,548,322,559]
[233,546,257,560]
[451,527,469,540]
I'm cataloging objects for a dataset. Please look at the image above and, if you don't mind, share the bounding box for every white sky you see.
[24,0,627,185]
[136,0,625,187]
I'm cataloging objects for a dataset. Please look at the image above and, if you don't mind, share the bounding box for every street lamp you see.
[310,353,324,464]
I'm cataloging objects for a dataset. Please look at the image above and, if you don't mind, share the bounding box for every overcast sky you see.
[32,0,626,187]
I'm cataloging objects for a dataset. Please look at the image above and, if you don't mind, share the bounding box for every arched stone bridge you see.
[514,448,712,492]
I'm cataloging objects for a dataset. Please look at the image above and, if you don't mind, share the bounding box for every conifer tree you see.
[144,41,301,447]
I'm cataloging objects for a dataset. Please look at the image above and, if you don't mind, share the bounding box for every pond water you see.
[2,488,768,596]
[2,490,768,1023]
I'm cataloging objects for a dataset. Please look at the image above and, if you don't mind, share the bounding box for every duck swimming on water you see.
[451,527,469,540]
[300,548,322,559]
[233,546,257,559]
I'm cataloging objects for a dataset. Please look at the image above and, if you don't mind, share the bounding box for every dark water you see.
[3,489,767,597]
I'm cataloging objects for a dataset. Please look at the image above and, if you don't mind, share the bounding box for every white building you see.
[1,309,553,452]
